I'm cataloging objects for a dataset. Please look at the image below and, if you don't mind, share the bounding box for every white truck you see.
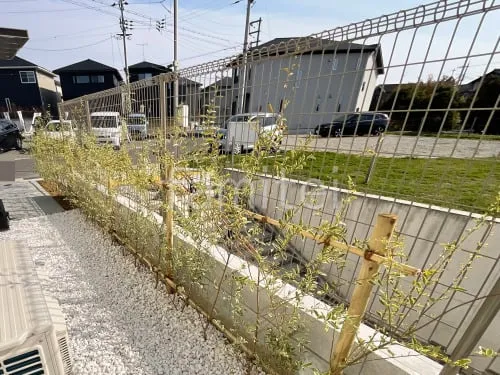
[219,112,282,154]
[90,111,124,150]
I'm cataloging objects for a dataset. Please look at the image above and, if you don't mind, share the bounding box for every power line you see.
[176,25,239,44]
[60,0,120,17]
[30,24,117,41]
[4,6,106,13]
[88,0,162,23]
[24,37,112,51]
[179,0,239,21]
[179,45,241,62]
[61,0,152,26]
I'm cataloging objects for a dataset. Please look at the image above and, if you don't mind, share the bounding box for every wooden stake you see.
[330,213,397,375]
[165,163,174,278]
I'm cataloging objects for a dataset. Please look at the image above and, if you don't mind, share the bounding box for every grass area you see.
[385,131,500,141]
[232,151,500,214]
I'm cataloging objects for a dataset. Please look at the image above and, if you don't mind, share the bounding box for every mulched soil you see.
[38,180,76,211]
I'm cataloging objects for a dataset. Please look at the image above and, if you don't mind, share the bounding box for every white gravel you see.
[0,210,264,375]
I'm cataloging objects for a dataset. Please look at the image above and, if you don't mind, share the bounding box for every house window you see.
[295,70,303,88]
[331,57,338,71]
[19,71,36,84]
[138,73,153,80]
[91,75,105,83]
[73,75,90,84]
[361,81,366,91]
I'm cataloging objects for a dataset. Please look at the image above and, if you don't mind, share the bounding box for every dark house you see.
[129,61,170,83]
[459,68,500,99]
[178,77,202,119]
[54,59,123,101]
[0,56,59,115]
[128,61,171,117]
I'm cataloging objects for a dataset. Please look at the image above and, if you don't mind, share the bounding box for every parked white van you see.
[126,113,148,140]
[90,111,123,149]
[218,112,282,153]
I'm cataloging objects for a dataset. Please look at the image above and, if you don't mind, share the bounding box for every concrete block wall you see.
[226,169,500,374]
[109,185,443,375]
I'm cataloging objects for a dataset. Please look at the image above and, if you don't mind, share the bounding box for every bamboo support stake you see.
[242,209,419,276]
[165,163,174,278]
[330,213,397,375]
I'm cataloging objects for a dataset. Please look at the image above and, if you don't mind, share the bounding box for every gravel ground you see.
[0,210,264,375]
[284,134,500,158]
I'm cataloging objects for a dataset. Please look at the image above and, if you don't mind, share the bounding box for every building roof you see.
[179,77,201,87]
[202,77,233,91]
[375,83,400,92]
[54,59,123,81]
[0,55,36,68]
[231,37,384,74]
[0,27,29,60]
[129,61,169,71]
[465,68,500,85]
[0,56,56,77]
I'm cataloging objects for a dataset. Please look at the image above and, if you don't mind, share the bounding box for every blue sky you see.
[2,0,499,84]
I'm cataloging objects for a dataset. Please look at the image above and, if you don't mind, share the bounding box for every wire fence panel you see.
[53,1,500,374]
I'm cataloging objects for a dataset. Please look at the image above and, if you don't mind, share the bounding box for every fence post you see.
[364,132,383,184]
[159,76,175,287]
[439,273,500,375]
[84,98,91,132]
[330,213,397,374]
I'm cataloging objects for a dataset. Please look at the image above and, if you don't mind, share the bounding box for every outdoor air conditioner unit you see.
[0,240,72,375]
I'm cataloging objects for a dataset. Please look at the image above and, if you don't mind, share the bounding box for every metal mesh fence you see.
[52,1,500,373]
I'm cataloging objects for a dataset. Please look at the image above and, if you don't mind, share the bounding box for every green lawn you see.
[232,152,500,214]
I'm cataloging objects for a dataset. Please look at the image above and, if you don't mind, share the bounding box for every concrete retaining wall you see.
[109,184,442,375]
[225,168,500,374]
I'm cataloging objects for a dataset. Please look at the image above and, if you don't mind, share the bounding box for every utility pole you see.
[237,0,254,114]
[113,0,132,86]
[173,0,179,120]
[249,17,262,49]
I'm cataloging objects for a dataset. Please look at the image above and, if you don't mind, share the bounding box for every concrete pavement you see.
[0,146,37,180]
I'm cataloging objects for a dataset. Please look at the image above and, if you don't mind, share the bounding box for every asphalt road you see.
[283,134,500,158]
[0,146,37,181]
[129,134,500,159]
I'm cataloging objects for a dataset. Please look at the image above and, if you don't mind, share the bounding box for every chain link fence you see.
[51,1,500,373]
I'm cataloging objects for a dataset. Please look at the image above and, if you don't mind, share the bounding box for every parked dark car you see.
[0,119,22,152]
[314,112,390,137]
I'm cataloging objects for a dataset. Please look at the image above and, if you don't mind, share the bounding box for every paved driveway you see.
[283,135,500,158]
[0,146,37,180]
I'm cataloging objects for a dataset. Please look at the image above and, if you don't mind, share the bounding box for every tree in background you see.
[374,76,464,132]
[468,74,500,135]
